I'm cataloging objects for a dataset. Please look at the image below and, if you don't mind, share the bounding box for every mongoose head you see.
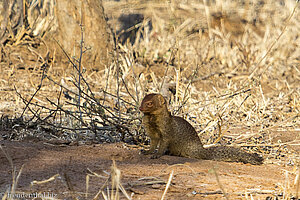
[139,93,167,114]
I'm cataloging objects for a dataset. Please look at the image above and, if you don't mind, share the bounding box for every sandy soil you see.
[0,139,297,200]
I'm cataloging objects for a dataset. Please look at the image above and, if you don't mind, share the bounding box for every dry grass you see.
[102,0,300,162]
[0,0,300,199]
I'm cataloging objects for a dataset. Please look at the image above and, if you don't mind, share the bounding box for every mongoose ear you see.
[158,95,166,105]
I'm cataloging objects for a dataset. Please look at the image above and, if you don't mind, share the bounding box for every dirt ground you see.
[0,139,298,200]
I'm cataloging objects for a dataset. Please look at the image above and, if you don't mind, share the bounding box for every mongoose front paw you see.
[150,153,162,159]
[140,149,154,155]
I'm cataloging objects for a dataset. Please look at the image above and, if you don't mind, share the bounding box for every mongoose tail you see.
[203,146,263,165]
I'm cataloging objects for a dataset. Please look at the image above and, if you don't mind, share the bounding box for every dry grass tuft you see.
[1,145,24,200]
[86,160,132,200]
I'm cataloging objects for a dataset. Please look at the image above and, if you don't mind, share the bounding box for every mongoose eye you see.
[146,102,153,107]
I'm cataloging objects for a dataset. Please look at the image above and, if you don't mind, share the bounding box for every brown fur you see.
[139,93,263,165]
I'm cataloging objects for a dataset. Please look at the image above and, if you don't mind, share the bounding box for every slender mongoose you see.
[139,93,263,165]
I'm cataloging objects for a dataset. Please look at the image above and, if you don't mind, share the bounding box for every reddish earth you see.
[0,139,298,199]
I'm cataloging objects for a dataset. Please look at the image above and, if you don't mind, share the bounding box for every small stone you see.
[152,184,162,189]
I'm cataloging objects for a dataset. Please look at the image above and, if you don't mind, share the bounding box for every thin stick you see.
[161,170,174,200]
[159,46,177,92]
[115,41,121,125]
[203,0,212,39]
[174,63,201,114]
[121,76,137,104]
[53,38,97,102]
[20,63,47,117]
[211,167,229,200]
[77,22,85,125]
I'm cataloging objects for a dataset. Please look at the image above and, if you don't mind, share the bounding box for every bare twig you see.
[20,63,48,117]
[210,167,229,200]
[161,170,174,200]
